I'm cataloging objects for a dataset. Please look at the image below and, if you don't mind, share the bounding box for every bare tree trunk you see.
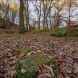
[19,0,26,32]
[3,0,9,28]
[24,0,29,31]
[42,0,48,30]
[54,12,60,27]
[38,0,41,30]
[42,0,53,31]
[35,0,41,30]
[11,10,16,23]
[68,0,71,26]
[67,0,72,35]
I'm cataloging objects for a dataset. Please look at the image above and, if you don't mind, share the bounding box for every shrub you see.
[67,27,78,36]
[16,53,59,78]
[16,59,37,78]
[16,53,50,78]
[50,27,67,37]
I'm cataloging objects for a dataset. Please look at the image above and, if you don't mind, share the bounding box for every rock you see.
[73,63,78,74]
[37,50,42,53]
[72,51,78,59]
[37,73,51,78]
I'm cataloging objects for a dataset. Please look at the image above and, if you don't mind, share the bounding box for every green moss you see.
[16,48,32,54]
[32,28,49,34]
[32,29,44,33]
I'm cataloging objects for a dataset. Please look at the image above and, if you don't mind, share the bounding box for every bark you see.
[19,0,26,32]
[24,0,29,31]
[68,0,72,26]
[42,0,53,30]
[38,0,41,29]
[43,0,47,30]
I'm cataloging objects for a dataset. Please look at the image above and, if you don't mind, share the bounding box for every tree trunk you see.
[43,0,48,30]
[38,0,41,30]
[19,0,26,32]
[24,0,29,31]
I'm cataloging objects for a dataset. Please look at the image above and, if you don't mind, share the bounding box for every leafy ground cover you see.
[0,31,78,78]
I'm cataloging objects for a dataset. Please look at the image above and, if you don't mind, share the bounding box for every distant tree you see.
[40,0,54,30]
[46,0,54,30]
[53,0,65,27]
[1,0,10,28]
[68,0,72,26]
[10,3,17,23]
[35,0,41,29]
[42,0,48,30]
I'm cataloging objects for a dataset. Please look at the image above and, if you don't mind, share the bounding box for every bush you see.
[16,59,37,78]
[16,53,59,78]
[16,53,50,78]
[50,27,67,37]
[67,27,78,37]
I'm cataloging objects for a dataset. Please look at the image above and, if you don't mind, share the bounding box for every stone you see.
[73,63,78,74]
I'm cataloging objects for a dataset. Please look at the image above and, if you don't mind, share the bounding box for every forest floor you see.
[0,31,78,78]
